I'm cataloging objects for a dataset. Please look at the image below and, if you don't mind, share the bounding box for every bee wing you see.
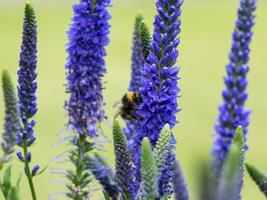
[113,100,122,108]
[113,100,122,119]
[114,110,120,119]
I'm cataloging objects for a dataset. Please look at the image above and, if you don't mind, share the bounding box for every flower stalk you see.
[0,70,20,169]
[212,0,257,178]
[135,0,184,196]
[65,0,111,198]
[16,2,39,200]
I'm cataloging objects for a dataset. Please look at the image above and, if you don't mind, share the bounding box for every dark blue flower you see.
[65,0,111,137]
[32,165,40,176]
[1,71,20,163]
[212,0,257,178]
[16,2,38,160]
[133,0,183,196]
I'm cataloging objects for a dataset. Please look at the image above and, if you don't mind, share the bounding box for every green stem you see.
[74,135,86,200]
[23,143,37,200]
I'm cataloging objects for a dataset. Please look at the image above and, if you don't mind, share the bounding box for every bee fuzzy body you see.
[115,92,142,121]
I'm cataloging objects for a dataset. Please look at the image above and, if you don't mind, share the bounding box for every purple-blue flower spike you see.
[124,13,144,146]
[65,1,111,199]
[65,0,111,137]
[16,2,38,200]
[1,70,20,167]
[134,0,183,196]
[212,0,257,178]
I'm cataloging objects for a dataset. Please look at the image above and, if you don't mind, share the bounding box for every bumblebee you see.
[114,91,142,120]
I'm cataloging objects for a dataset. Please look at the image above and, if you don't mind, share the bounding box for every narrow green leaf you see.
[217,126,245,200]
[196,159,214,200]
[1,165,12,197]
[246,163,267,197]
[103,191,111,200]
[141,137,158,200]
[7,186,20,200]
[161,195,168,200]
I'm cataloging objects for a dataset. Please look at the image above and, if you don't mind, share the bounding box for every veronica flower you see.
[65,0,111,137]
[212,0,257,178]
[0,70,20,166]
[133,0,183,196]
[65,0,111,198]
[124,13,144,145]
[16,2,38,200]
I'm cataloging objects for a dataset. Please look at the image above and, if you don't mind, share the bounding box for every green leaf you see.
[139,20,151,59]
[246,163,267,197]
[153,124,171,171]
[161,195,168,200]
[196,159,214,200]
[0,166,22,200]
[1,165,12,197]
[17,173,22,189]
[103,191,111,200]
[7,186,20,200]
[217,126,245,200]
[141,137,159,200]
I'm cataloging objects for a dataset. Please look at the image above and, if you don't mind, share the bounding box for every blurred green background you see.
[0,0,267,199]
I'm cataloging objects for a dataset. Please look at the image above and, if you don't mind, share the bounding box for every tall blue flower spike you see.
[65,1,111,199]
[16,3,38,200]
[1,71,20,166]
[212,0,257,178]
[124,13,144,148]
[133,0,183,196]
[65,0,111,137]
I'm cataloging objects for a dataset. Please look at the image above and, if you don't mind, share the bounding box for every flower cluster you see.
[212,0,257,177]
[132,0,183,196]
[65,1,112,199]
[0,0,260,200]
[124,14,144,145]
[16,2,38,167]
[1,71,20,163]
[12,3,39,200]
[65,0,111,137]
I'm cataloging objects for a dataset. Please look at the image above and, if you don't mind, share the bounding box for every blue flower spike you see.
[212,0,257,178]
